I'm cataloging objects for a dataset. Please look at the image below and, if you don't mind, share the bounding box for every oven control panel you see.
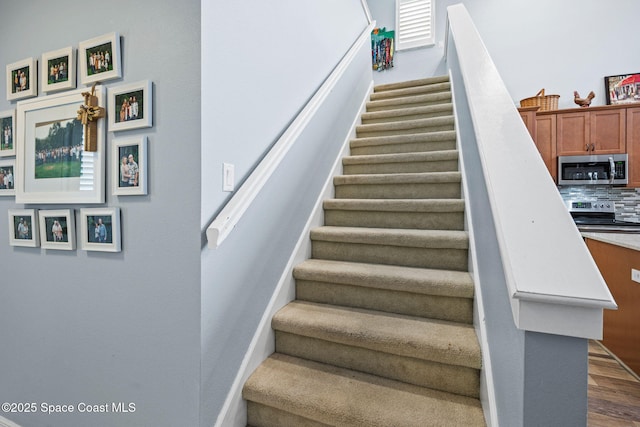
[567,200,615,213]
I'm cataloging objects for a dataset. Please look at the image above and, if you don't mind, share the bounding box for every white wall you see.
[200,2,371,425]
[0,2,202,427]
[368,0,640,109]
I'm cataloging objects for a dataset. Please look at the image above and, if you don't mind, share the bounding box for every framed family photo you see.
[605,72,640,105]
[108,80,152,131]
[6,57,38,101]
[112,136,147,195]
[0,109,16,157]
[79,207,121,252]
[41,46,76,93]
[15,86,106,204]
[78,32,121,85]
[0,159,15,196]
[8,209,39,247]
[38,209,75,250]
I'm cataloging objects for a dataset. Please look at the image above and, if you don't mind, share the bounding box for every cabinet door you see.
[591,109,626,154]
[557,112,590,155]
[627,107,640,187]
[535,115,557,181]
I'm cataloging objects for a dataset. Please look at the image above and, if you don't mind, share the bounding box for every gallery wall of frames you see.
[2,32,152,252]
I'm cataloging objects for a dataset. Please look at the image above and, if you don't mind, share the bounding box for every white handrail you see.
[446,4,616,339]
[206,22,375,249]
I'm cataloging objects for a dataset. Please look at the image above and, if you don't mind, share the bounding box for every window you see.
[395,0,434,51]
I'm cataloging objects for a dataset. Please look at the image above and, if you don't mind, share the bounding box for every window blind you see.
[396,0,434,50]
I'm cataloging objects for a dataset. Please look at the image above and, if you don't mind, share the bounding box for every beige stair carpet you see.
[243,75,485,427]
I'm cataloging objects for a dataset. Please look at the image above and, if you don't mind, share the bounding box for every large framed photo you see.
[8,209,39,247]
[0,159,15,196]
[6,57,38,101]
[112,136,147,195]
[41,46,76,93]
[15,86,105,204]
[108,80,152,131]
[79,32,121,85]
[605,72,640,105]
[0,109,16,157]
[80,207,121,252]
[38,209,75,250]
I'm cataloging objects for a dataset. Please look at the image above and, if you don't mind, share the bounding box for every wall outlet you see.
[632,268,640,284]
[223,163,234,192]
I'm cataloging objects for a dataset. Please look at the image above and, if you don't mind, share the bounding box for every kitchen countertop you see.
[582,232,640,252]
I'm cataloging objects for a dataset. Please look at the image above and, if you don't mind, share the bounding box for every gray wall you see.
[368,0,640,109]
[0,1,201,427]
[200,2,371,424]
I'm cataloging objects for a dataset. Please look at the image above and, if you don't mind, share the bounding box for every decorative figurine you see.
[77,83,105,152]
[574,90,595,108]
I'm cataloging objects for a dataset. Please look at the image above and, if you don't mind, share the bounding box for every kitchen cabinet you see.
[556,109,626,156]
[585,237,640,376]
[627,107,640,188]
[535,114,557,181]
[520,104,633,186]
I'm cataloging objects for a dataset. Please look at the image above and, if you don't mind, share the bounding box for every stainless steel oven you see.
[567,199,640,233]
[558,154,628,186]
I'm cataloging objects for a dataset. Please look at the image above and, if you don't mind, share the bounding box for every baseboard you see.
[0,416,23,427]
[213,80,374,427]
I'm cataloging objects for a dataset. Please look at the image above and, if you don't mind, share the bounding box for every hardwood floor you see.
[588,340,640,426]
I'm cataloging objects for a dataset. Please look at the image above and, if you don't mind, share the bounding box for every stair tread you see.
[357,116,454,132]
[373,76,450,92]
[342,149,458,165]
[350,130,457,148]
[293,259,474,298]
[370,82,451,101]
[334,171,461,185]
[274,301,480,367]
[323,198,464,212]
[310,226,468,249]
[244,353,485,427]
[361,103,453,121]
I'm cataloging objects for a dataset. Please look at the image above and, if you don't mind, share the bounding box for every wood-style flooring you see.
[588,340,640,426]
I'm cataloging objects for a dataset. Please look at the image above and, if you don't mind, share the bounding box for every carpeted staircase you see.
[243,75,486,426]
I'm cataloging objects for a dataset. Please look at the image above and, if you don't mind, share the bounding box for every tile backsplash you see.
[559,186,640,223]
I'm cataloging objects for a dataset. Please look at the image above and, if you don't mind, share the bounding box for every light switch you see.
[223,163,234,192]
[632,268,640,284]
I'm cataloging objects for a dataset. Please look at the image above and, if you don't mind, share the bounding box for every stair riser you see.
[369,83,451,101]
[334,182,461,199]
[357,124,454,138]
[276,332,480,397]
[362,110,452,125]
[374,76,450,92]
[247,402,330,427]
[343,160,459,175]
[324,209,464,230]
[296,280,472,323]
[312,241,468,271]
[350,140,456,156]
[367,97,453,112]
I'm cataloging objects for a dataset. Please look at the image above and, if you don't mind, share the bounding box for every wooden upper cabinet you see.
[627,107,640,188]
[535,114,557,181]
[556,108,626,156]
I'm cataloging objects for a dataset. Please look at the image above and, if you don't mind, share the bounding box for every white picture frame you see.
[8,209,39,247]
[78,32,122,85]
[6,57,38,101]
[41,46,76,93]
[15,86,105,204]
[79,207,121,252]
[0,109,16,157]
[38,209,76,250]
[0,159,15,196]
[108,80,153,131]
[112,136,147,196]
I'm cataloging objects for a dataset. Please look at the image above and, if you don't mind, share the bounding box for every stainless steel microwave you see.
[557,153,628,185]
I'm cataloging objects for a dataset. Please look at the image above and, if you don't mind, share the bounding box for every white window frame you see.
[395,0,435,51]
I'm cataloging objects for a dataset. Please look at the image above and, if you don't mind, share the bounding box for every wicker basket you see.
[519,89,559,111]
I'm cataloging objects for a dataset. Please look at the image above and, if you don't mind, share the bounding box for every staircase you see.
[243,76,485,426]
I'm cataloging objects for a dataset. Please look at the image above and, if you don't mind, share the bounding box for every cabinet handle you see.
[586,144,590,152]
[591,143,596,151]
